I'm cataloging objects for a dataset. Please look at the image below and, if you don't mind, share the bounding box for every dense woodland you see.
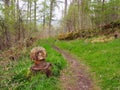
[0,0,120,50]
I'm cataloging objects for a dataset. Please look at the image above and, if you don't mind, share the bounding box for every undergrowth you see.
[56,38,120,90]
[0,39,67,90]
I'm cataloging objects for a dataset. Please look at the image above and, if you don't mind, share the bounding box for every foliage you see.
[56,38,120,90]
[58,31,80,40]
[90,0,120,25]
[57,29,98,40]
[61,0,120,35]
[0,39,67,90]
[0,0,61,50]
[90,36,114,43]
[65,3,79,31]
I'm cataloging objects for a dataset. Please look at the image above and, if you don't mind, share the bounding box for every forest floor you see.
[53,46,99,90]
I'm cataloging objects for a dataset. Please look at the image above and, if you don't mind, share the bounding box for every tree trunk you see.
[49,0,54,37]
[102,0,105,11]
[27,0,30,23]
[43,0,46,31]
[64,0,67,32]
[81,0,84,29]
[4,0,10,48]
[16,0,21,41]
[11,0,16,18]
[30,0,32,31]
[34,0,37,31]
[78,0,81,30]
[64,0,67,16]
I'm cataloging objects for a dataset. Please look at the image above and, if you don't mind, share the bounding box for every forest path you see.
[53,46,98,90]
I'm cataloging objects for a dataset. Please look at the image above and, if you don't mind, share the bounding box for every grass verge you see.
[0,39,67,90]
[55,38,120,90]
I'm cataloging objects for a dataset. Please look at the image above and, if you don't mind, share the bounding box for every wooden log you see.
[30,62,52,77]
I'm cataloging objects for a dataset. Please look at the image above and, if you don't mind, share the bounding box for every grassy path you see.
[55,39,120,90]
[53,46,98,90]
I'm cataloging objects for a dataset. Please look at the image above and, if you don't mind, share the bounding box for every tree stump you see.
[30,47,52,77]
[114,31,120,39]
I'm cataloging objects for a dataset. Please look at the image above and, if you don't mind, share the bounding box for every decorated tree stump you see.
[30,47,52,77]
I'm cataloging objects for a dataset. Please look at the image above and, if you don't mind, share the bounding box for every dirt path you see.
[53,46,98,90]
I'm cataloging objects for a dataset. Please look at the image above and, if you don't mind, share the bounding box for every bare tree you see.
[64,0,67,32]
[34,0,37,31]
[4,0,10,48]
[64,0,67,16]
[49,0,54,36]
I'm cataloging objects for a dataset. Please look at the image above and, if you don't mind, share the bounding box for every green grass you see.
[55,39,120,90]
[0,39,67,90]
